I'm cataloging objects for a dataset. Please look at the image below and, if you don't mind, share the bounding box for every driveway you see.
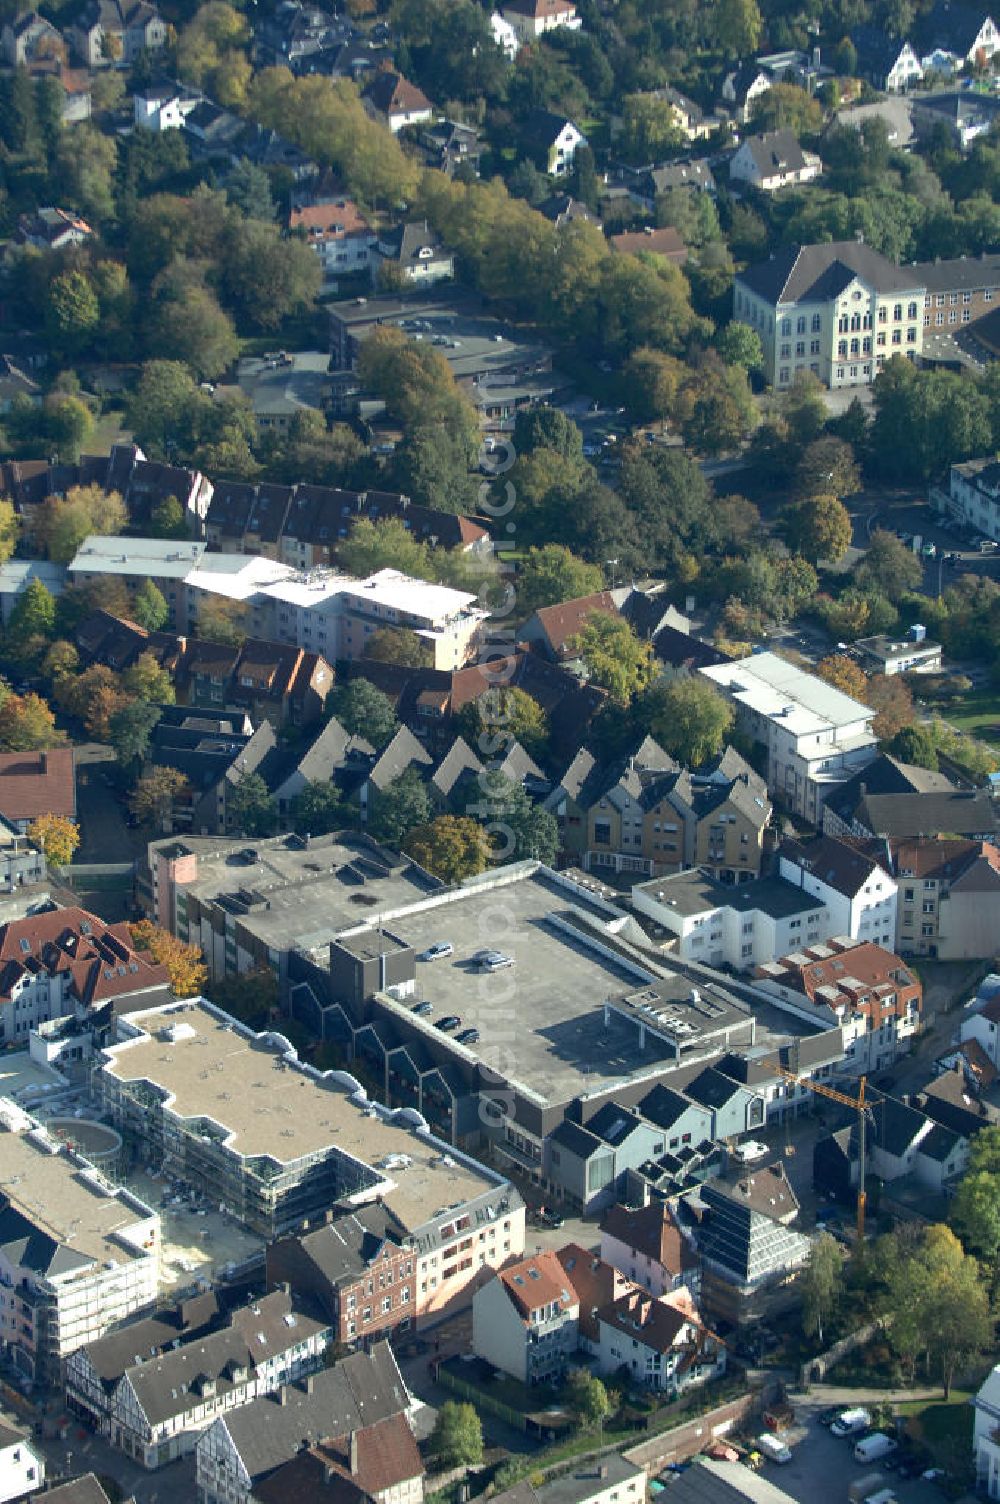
[74,749,145,865]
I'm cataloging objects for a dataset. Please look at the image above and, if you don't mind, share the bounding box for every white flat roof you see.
[68,537,207,578]
[185,555,298,601]
[700,651,873,734]
[265,567,479,622]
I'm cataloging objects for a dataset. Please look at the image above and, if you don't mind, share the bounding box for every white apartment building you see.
[944,457,1000,543]
[778,836,898,949]
[733,241,926,390]
[68,538,488,672]
[0,1422,43,1503]
[472,1252,579,1385]
[0,1121,159,1382]
[699,652,878,822]
[729,130,822,192]
[632,870,829,971]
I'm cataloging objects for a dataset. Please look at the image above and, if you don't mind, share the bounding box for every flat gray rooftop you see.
[354,870,679,1106]
[152,832,437,953]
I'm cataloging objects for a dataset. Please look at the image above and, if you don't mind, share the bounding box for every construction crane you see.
[774,1066,879,1245]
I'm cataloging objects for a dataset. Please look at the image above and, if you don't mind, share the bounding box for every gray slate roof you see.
[739,240,924,305]
[217,1341,409,1482]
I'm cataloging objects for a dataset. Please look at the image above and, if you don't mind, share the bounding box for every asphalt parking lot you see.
[758,1398,954,1504]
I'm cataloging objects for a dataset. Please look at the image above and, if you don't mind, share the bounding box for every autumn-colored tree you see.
[406,815,491,884]
[782,493,853,564]
[0,692,64,751]
[867,673,915,740]
[195,597,248,646]
[130,919,207,997]
[41,639,79,683]
[27,813,80,868]
[122,652,175,705]
[815,654,869,700]
[35,485,126,564]
[0,499,18,565]
[130,767,190,827]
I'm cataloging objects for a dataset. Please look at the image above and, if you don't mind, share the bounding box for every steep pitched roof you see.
[739,240,923,306]
[738,128,813,176]
[367,725,434,793]
[0,906,170,1010]
[599,1288,689,1351]
[498,1250,577,1322]
[858,790,1000,840]
[216,1342,409,1483]
[526,591,619,658]
[782,832,884,897]
[293,1204,411,1287]
[363,70,431,117]
[253,1413,424,1504]
[601,1200,696,1274]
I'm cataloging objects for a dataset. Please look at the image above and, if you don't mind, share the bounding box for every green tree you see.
[517,545,604,619]
[645,676,735,767]
[713,0,763,55]
[125,362,203,459]
[570,613,655,705]
[365,627,434,667]
[289,780,344,837]
[145,261,239,381]
[888,724,940,770]
[715,322,764,371]
[150,496,188,540]
[35,485,126,565]
[407,815,490,883]
[782,494,853,564]
[427,1402,483,1469]
[620,347,686,425]
[368,768,432,849]
[45,270,100,356]
[476,773,558,865]
[219,219,321,332]
[7,578,56,645]
[457,687,550,760]
[794,436,861,500]
[0,501,17,567]
[800,1232,844,1346]
[676,358,756,457]
[855,530,924,603]
[338,518,433,581]
[225,159,276,221]
[512,405,584,461]
[132,580,170,632]
[327,680,398,749]
[227,772,277,837]
[122,652,175,704]
[108,699,161,768]
[565,1369,612,1432]
[951,1169,1000,1267]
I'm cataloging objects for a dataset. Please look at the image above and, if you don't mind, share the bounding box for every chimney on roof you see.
[350,1431,359,1475]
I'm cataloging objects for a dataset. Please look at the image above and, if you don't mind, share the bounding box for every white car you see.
[419,943,453,962]
[732,1140,769,1164]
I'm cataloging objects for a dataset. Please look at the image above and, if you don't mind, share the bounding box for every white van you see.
[832,1407,871,1438]
[854,1434,898,1464]
[756,1433,792,1464]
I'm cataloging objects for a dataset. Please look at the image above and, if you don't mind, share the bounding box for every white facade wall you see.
[0,1434,43,1503]
[778,855,898,947]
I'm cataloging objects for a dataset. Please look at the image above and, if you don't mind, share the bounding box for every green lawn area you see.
[943,690,1000,744]
[896,1390,974,1473]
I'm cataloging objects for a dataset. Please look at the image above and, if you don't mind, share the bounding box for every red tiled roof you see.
[499,1250,578,1323]
[556,1244,631,1342]
[363,70,432,117]
[531,592,620,658]
[0,747,75,822]
[0,906,170,1008]
[289,199,371,242]
[610,227,688,262]
[600,1201,696,1276]
[504,0,577,16]
[599,1289,689,1351]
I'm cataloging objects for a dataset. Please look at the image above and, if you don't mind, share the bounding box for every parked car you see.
[435,1015,461,1031]
[474,949,514,971]
[854,1435,898,1465]
[732,1140,769,1164]
[756,1434,792,1464]
[456,1027,480,1045]
[419,942,454,962]
[922,541,937,558]
[411,1001,433,1016]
